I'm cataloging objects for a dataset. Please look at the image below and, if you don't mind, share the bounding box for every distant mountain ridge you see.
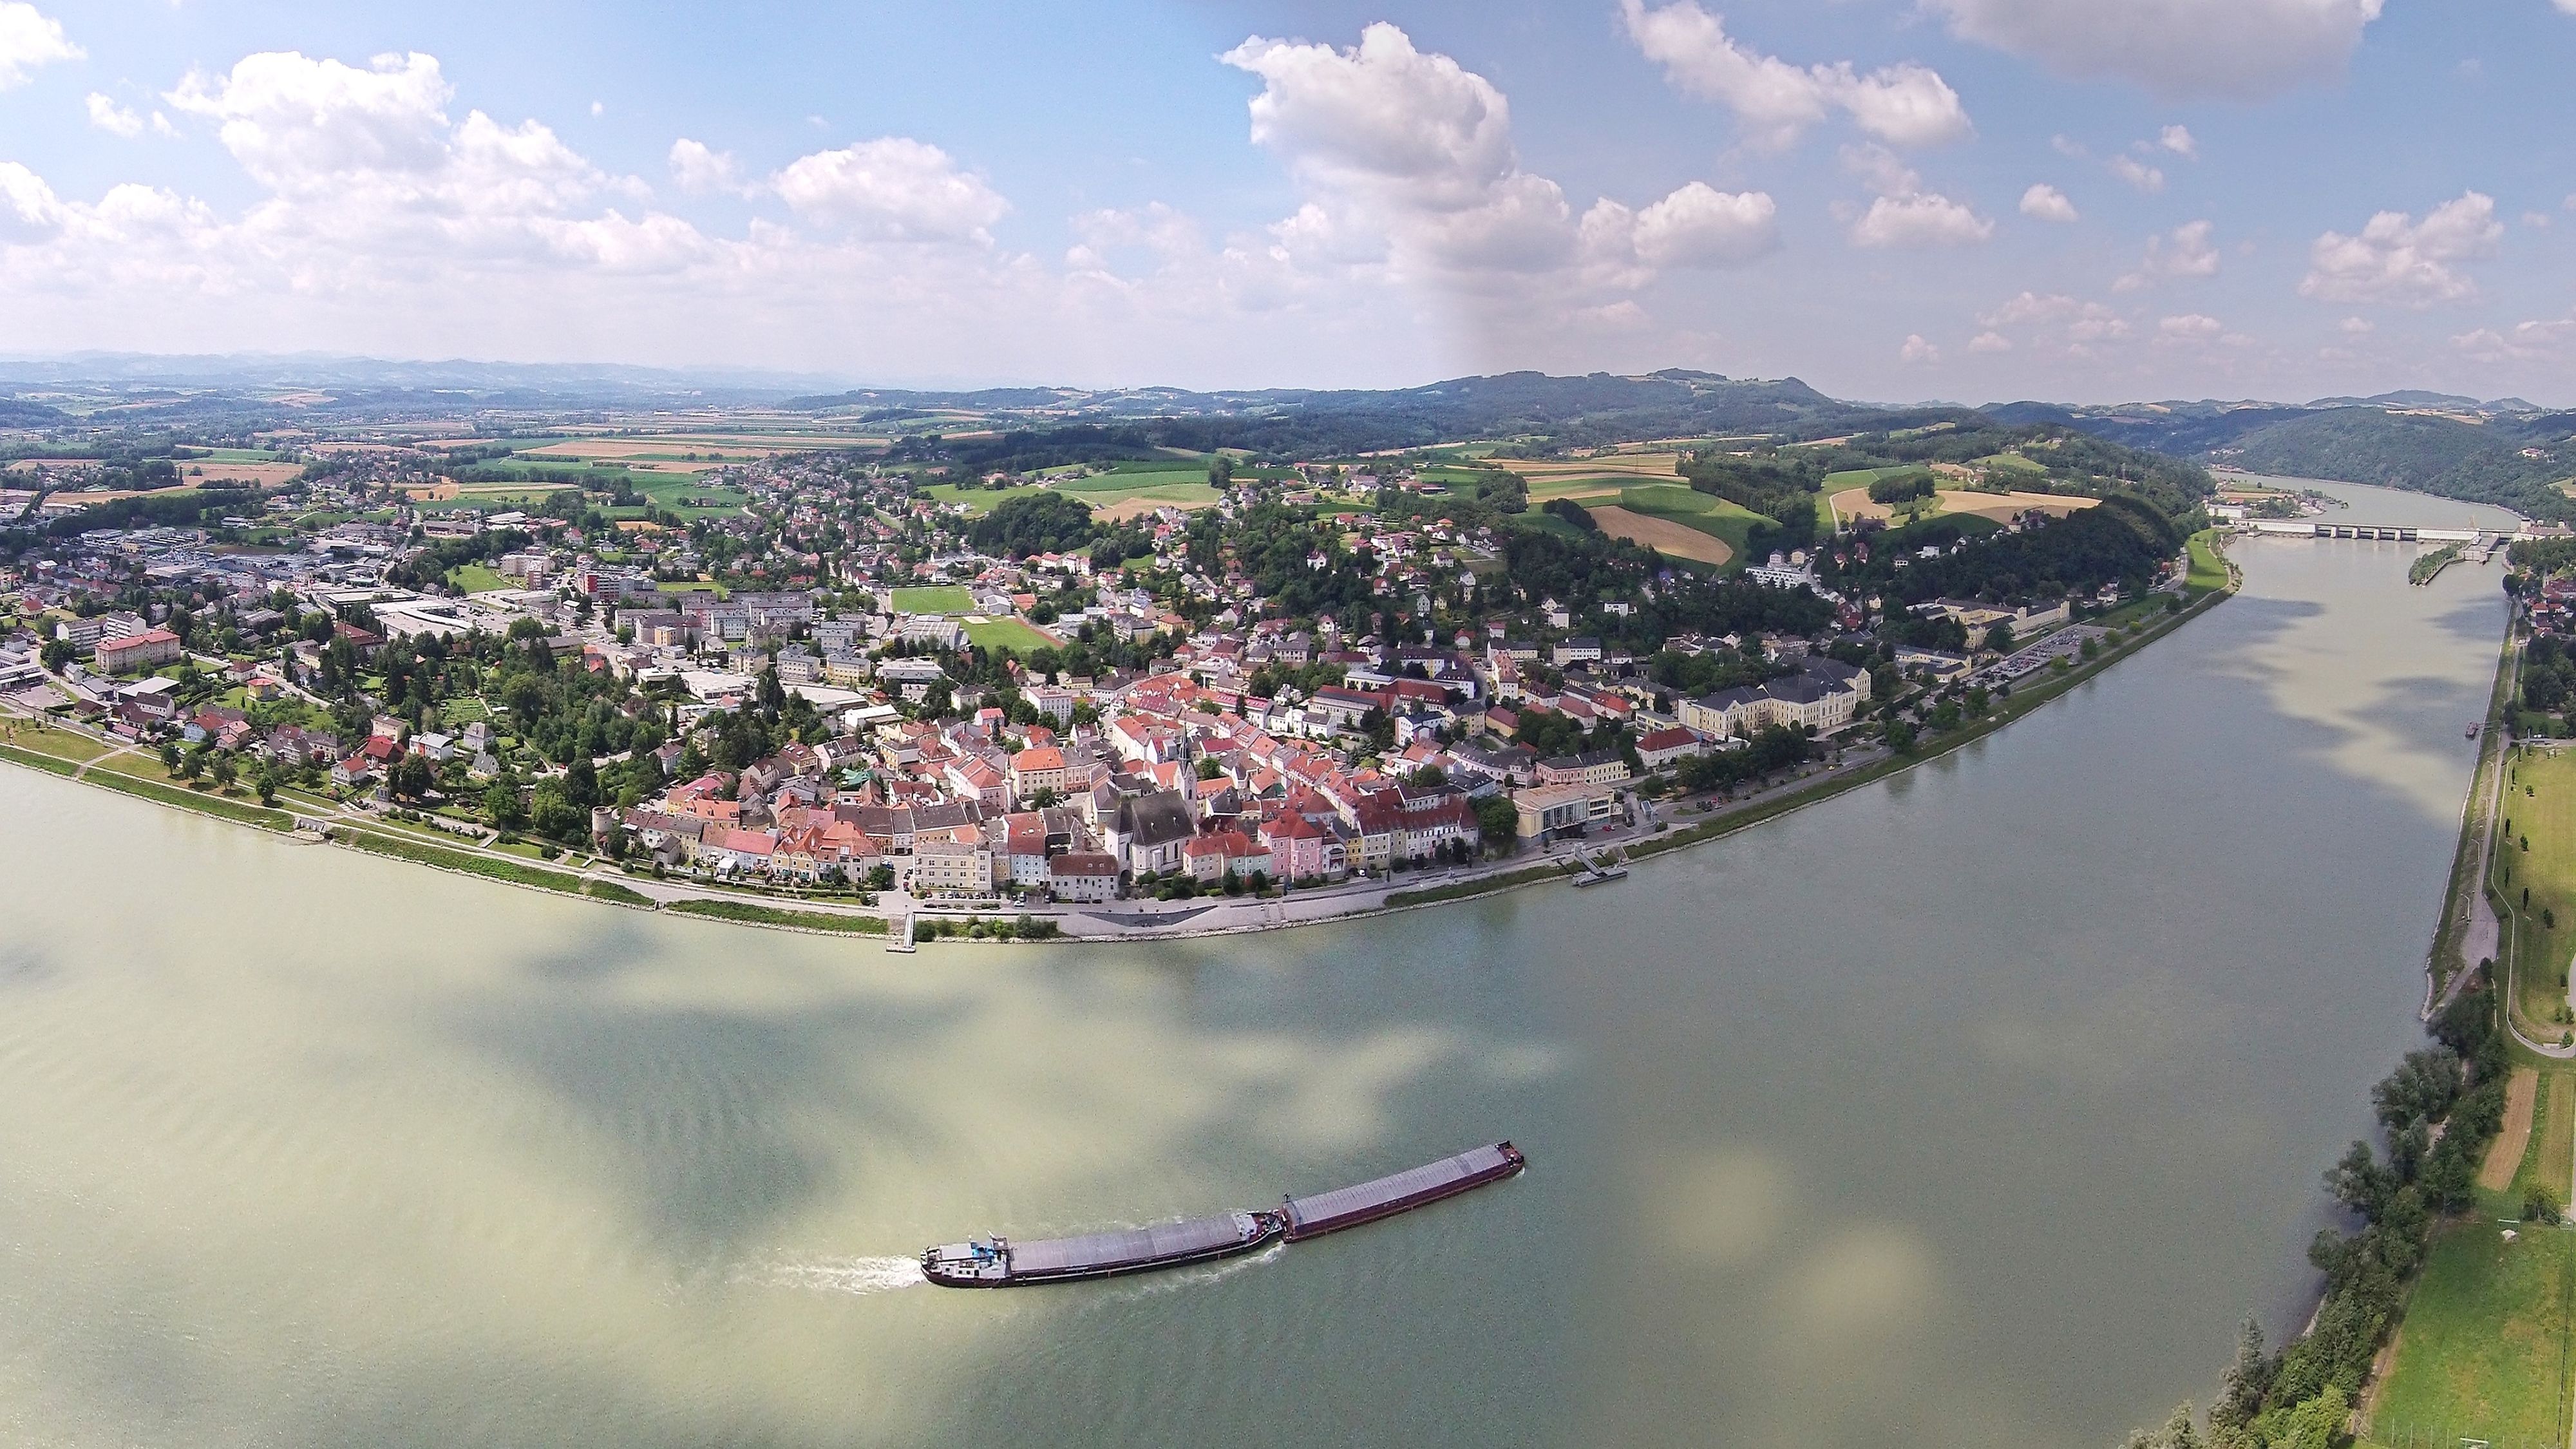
[1979,394,2576,521]
[2,352,2563,518]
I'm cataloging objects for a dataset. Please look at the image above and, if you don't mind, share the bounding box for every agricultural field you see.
[1603,484,1771,565]
[1827,484,2097,529]
[1508,453,1689,501]
[913,483,1001,515]
[2496,746,2576,1042]
[1973,451,2050,478]
[515,437,826,464]
[182,456,304,486]
[1582,506,1732,566]
[890,585,976,615]
[1051,471,1222,516]
[1940,489,2099,524]
[2365,1057,2576,1449]
[630,474,748,511]
[1531,482,1768,567]
[2363,1217,2576,1449]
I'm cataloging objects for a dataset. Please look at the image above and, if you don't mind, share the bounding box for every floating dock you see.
[920,1142,1524,1288]
[1568,852,1629,887]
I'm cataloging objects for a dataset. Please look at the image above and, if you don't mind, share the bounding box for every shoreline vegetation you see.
[0,552,2241,945]
[2126,539,2539,1449]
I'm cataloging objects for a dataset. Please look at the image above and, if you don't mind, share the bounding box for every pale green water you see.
[0,480,2517,1447]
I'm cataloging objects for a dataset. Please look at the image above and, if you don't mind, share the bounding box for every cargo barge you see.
[920,1141,1524,1288]
[1282,1141,1525,1241]
[922,1210,1282,1287]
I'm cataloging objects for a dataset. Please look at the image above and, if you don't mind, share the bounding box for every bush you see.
[1866,471,1936,504]
[1542,497,1598,532]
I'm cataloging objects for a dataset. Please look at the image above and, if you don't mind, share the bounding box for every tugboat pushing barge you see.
[921,1141,1524,1288]
[922,1210,1283,1287]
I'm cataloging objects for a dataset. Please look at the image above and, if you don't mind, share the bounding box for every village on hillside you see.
[0,413,2205,921]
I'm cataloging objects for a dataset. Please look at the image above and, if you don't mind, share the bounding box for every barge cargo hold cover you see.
[1281,1142,1525,1242]
[922,1211,1282,1287]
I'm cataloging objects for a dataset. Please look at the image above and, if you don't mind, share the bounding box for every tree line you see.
[2119,978,2509,1448]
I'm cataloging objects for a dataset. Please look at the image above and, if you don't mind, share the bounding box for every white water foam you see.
[734,1255,927,1296]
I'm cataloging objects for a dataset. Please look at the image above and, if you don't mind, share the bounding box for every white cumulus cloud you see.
[1620,0,1971,149]
[2109,155,2164,193]
[0,2,79,90]
[2454,316,2576,363]
[84,92,141,138]
[1978,290,2134,354]
[1842,145,1991,248]
[667,138,741,196]
[1853,193,1993,247]
[2158,124,2199,158]
[1222,21,1776,297]
[2299,191,2501,307]
[772,138,1010,243]
[1900,334,1941,364]
[2019,184,2078,222]
[2158,312,2223,339]
[1924,0,2385,100]
[2117,219,2219,289]
[1627,181,1779,267]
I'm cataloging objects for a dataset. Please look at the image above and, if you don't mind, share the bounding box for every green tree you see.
[1983,621,2016,654]
[2268,1388,2344,1449]
[2207,1319,2270,1443]
[390,752,435,800]
[528,780,587,840]
[484,779,527,830]
[2526,1184,2562,1224]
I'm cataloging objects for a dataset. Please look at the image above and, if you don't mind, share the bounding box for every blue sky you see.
[3,0,2573,403]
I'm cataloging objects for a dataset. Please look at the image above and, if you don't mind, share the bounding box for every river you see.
[0,480,2520,1448]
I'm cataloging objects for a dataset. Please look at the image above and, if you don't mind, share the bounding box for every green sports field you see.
[964,618,1058,654]
[891,585,976,615]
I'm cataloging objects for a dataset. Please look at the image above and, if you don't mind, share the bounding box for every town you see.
[0,393,2221,934]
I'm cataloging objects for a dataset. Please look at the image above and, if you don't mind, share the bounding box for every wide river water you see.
[0,480,2521,1448]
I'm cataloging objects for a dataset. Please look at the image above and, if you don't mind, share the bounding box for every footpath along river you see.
[0,479,2521,1448]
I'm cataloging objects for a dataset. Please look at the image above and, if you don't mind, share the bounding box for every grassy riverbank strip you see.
[0,736,294,831]
[664,898,889,934]
[2429,630,2519,1005]
[327,825,651,905]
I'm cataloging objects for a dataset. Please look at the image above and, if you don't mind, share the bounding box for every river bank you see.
[0,480,2496,1449]
[0,574,2235,945]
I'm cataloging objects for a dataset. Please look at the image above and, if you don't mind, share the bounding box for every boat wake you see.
[732,1255,926,1296]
